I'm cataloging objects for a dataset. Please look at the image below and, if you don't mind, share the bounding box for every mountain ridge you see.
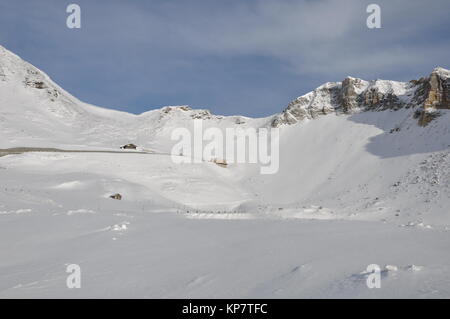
[2,44,449,125]
[272,67,450,127]
[0,44,449,151]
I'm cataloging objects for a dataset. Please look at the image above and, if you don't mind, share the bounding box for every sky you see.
[0,0,449,117]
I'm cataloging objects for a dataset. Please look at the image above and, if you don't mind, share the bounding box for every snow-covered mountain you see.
[1,43,449,219]
[272,67,450,127]
[1,43,449,150]
[1,44,449,148]
[1,45,450,298]
[0,45,269,150]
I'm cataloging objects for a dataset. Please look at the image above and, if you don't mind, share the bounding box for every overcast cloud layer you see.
[0,0,449,116]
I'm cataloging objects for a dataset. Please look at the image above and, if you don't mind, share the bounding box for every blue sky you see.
[1,0,449,117]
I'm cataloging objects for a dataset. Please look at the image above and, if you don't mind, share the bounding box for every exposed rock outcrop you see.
[423,68,450,110]
[191,109,213,120]
[341,77,363,113]
[271,82,341,127]
[272,67,450,127]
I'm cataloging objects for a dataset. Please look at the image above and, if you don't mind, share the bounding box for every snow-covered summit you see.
[433,66,450,78]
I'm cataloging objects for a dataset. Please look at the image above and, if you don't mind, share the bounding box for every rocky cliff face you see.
[272,67,450,127]
[270,82,342,127]
[423,68,450,110]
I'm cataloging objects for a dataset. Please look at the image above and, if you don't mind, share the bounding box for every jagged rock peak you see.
[272,67,450,127]
[433,67,450,78]
[424,67,450,110]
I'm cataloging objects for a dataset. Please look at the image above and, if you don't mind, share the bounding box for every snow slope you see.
[0,45,269,151]
[0,45,449,298]
[238,109,450,226]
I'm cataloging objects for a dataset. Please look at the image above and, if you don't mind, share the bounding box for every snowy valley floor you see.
[1,151,450,298]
